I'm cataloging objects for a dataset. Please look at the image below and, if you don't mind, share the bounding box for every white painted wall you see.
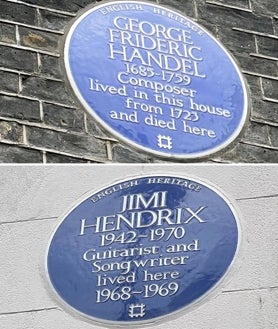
[0,164,277,329]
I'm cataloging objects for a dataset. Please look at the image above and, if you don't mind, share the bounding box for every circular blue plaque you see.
[64,1,249,159]
[46,175,240,325]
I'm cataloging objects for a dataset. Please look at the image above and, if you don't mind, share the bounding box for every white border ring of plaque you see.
[63,1,249,159]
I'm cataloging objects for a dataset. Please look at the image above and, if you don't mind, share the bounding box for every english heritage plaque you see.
[63,1,249,159]
[46,175,240,326]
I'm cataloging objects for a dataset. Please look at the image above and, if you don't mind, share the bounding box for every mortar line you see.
[236,194,278,201]
[0,307,59,317]
[0,216,58,226]
[223,286,278,294]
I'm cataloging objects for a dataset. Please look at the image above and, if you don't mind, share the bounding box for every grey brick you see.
[46,152,90,163]
[197,20,218,36]
[197,2,274,34]
[236,54,278,77]
[0,46,37,73]
[37,9,73,31]
[0,120,23,143]
[0,71,18,93]
[217,27,256,55]
[0,22,16,44]
[242,121,270,146]
[0,95,41,122]
[274,17,278,35]
[21,76,75,105]
[256,36,278,59]
[39,54,62,79]
[158,0,195,19]
[251,98,278,124]
[262,79,278,100]
[86,116,110,138]
[269,126,278,148]
[220,143,278,163]
[250,0,278,16]
[112,144,151,163]
[26,126,107,160]
[43,102,85,132]
[245,75,262,97]
[0,143,42,163]
[0,0,36,25]
[19,27,60,53]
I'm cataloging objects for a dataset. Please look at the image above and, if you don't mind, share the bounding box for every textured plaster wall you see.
[0,0,278,163]
[0,164,277,328]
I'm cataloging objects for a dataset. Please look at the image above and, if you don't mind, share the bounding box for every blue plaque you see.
[46,175,240,325]
[64,1,249,159]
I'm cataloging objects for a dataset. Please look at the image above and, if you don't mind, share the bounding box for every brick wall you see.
[0,0,277,163]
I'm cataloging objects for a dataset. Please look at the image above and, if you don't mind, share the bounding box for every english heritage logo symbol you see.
[63,1,249,159]
[46,175,240,326]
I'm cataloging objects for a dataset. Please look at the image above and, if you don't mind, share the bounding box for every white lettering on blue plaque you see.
[63,1,249,159]
[46,175,240,326]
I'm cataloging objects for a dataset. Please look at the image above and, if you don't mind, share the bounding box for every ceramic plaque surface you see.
[46,175,240,325]
[64,1,248,159]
